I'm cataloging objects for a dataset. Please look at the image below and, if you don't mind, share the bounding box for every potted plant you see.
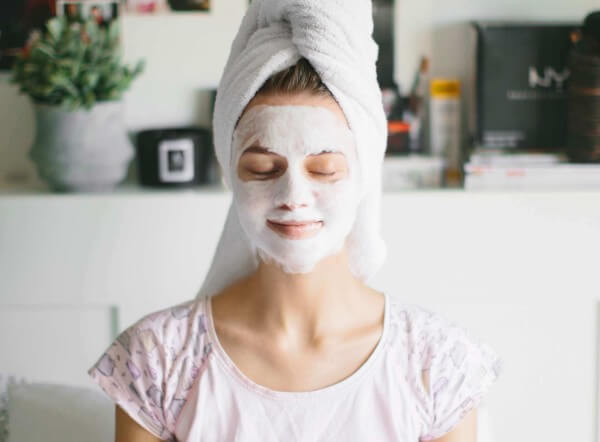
[10,16,145,192]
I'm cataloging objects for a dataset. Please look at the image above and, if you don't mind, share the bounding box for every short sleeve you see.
[88,300,208,441]
[414,309,502,440]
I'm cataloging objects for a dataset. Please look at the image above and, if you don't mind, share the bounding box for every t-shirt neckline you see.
[204,291,390,401]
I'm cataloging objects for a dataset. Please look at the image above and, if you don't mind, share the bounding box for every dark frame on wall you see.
[0,0,123,71]
[0,0,55,70]
[165,0,210,11]
[373,0,395,89]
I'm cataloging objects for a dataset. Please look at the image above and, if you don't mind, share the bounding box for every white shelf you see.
[4,181,600,197]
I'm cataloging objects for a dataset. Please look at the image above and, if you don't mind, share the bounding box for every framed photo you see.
[124,0,209,13]
[56,0,120,26]
[158,138,195,183]
[165,0,210,12]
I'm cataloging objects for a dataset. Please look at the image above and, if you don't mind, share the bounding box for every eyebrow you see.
[242,145,274,154]
[241,145,346,156]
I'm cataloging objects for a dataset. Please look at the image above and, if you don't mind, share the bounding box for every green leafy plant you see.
[10,16,145,110]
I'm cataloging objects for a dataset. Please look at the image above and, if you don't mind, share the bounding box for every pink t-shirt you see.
[88,293,501,441]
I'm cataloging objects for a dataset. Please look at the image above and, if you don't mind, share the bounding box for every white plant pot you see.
[29,100,134,192]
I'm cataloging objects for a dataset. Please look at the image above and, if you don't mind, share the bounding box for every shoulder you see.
[387,300,502,440]
[388,300,502,381]
[387,300,454,357]
[124,297,210,358]
[88,297,211,440]
[388,300,494,364]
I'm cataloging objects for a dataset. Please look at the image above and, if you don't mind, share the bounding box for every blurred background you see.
[1,1,599,442]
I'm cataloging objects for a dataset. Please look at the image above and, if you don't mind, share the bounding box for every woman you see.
[89,2,501,441]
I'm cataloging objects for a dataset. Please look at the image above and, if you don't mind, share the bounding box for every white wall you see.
[1,0,598,186]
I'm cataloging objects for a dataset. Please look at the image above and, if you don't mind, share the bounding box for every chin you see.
[256,248,317,274]
[256,236,348,274]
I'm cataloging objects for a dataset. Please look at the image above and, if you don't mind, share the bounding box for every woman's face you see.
[230,92,361,274]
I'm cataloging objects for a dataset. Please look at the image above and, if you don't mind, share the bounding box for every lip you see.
[267,219,323,239]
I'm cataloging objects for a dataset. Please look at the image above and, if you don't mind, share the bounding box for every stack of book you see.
[382,154,445,190]
[463,149,600,190]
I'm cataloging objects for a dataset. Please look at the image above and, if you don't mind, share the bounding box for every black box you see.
[136,127,214,188]
[473,22,579,150]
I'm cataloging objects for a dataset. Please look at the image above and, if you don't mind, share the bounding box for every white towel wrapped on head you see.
[197,0,388,298]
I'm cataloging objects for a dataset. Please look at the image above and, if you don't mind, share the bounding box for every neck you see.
[237,248,375,345]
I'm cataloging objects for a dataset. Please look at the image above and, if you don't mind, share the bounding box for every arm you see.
[430,408,477,442]
[115,405,163,442]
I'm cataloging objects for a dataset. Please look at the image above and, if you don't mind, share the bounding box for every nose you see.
[280,202,307,211]
[274,168,314,211]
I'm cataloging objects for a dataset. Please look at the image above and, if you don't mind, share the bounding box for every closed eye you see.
[239,149,286,180]
[251,170,280,176]
[305,152,347,178]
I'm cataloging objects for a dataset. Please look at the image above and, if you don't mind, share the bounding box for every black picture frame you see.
[0,0,55,70]
[166,0,210,12]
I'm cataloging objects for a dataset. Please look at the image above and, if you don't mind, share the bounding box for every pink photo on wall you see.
[125,0,210,13]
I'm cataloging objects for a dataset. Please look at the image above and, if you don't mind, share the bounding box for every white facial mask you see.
[231,104,362,274]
